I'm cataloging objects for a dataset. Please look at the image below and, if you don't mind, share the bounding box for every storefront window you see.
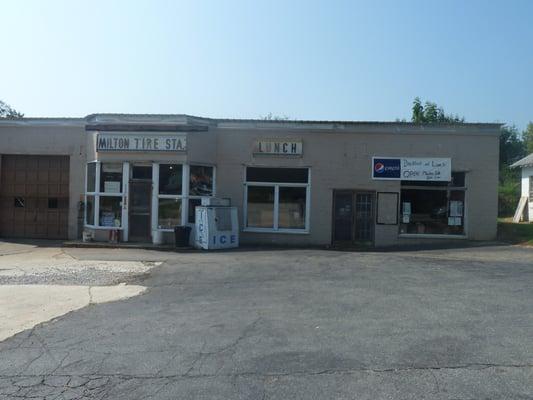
[245,167,309,232]
[86,163,96,193]
[246,167,308,183]
[99,196,122,227]
[190,166,213,196]
[186,165,214,224]
[400,172,466,235]
[100,163,123,193]
[158,198,182,229]
[85,195,95,225]
[159,164,182,195]
[84,162,125,229]
[278,187,306,229]
[247,186,275,228]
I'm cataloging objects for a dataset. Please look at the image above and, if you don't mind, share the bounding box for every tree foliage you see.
[411,97,464,124]
[498,125,526,216]
[409,97,532,216]
[261,113,290,121]
[0,100,24,119]
[499,125,526,166]
[523,122,533,154]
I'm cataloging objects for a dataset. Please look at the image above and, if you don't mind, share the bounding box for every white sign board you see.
[372,157,451,181]
[401,158,451,181]
[254,140,302,155]
[97,134,187,152]
[103,181,121,193]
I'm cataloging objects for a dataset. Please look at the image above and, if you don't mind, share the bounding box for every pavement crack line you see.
[1,362,532,382]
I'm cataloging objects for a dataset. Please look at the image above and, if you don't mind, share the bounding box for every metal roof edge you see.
[510,153,533,168]
[0,118,85,127]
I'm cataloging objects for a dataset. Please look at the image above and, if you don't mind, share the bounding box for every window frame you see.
[188,164,216,222]
[398,171,467,238]
[243,167,311,234]
[155,163,216,231]
[84,161,125,230]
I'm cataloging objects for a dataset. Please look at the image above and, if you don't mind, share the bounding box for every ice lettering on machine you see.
[96,134,187,152]
[195,207,209,248]
[213,234,237,245]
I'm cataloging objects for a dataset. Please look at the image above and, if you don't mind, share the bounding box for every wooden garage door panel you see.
[0,155,70,239]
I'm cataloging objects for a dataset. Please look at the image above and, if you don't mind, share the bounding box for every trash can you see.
[174,225,191,247]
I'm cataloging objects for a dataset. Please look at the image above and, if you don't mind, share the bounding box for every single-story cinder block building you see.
[0,114,501,247]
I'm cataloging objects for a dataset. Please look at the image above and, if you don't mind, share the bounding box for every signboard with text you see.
[372,157,451,181]
[253,140,302,156]
[97,134,187,152]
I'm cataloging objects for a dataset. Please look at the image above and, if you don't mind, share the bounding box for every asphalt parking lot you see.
[0,243,532,399]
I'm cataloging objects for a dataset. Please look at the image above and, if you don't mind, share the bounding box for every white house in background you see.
[511,153,533,222]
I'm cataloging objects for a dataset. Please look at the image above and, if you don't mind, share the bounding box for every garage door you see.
[0,155,69,239]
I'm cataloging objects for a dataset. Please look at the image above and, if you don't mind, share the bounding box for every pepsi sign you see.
[372,158,401,179]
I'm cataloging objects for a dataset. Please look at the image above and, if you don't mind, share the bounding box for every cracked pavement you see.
[0,244,532,399]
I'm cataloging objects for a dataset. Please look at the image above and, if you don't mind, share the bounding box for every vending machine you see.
[194,198,239,250]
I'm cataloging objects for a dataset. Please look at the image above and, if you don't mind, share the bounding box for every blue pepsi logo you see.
[374,162,385,173]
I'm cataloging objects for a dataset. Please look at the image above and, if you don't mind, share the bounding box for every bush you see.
[498,167,521,217]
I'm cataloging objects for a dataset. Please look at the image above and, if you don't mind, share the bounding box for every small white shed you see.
[511,154,533,222]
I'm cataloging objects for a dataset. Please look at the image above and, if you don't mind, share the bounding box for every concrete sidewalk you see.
[0,240,160,342]
[0,284,145,341]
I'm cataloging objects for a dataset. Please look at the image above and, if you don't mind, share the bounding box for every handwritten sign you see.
[97,134,187,152]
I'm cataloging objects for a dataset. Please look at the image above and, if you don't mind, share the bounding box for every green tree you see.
[0,100,23,119]
[498,125,526,216]
[411,97,464,124]
[409,98,529,216]
[499,125,526,166]
[523,122,533,154]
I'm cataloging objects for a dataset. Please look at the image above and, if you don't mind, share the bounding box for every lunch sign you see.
[253,140,303,156]
[96,134,187,152]
[372,157,451,181]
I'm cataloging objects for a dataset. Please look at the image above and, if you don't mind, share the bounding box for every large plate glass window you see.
[399,172,466,235]
[100,163,123,193]
[158,198,182,229]
[159,164,182,195]
[157,164,183,229]
[99,196,122,227]
[245,167,309,232]
[84,162,124,228]
[156,164,215,228]
[86,163,96,193]
[85,195,95,226]
[247,186,275,228]
[188,165,214,223]
[190,166,213,196]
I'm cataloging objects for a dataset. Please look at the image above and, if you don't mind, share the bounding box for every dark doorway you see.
[129,168,152,242]
[332,190,375,246]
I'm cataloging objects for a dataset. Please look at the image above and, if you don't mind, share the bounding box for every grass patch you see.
[498,218,533,246]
